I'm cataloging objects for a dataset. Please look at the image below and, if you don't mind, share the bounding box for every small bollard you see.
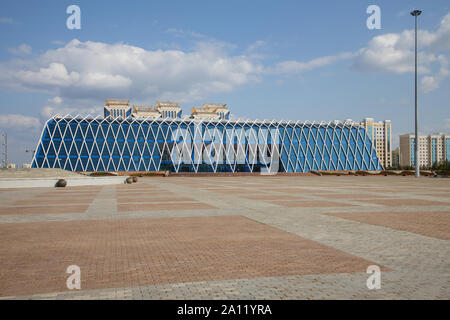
[132,176,138,183]
[125,177,133,184]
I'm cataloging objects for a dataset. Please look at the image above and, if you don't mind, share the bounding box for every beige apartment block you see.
[360,118,392,169]
[191,103,230,120]
[154,101,182,118]
[392,147,400,167]
[132,102,182,119]
[105,99,182,119]
[104,99,130,118]
[132,105,161,118]
[399,133,450,168]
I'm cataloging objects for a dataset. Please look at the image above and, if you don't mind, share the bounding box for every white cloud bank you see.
[0,114,41,129]
[0,39,263,103]
[353,12,450,92]
[0,11,449,111]
[269,52,355,74]
[0,17,13,24]
[7,44,32,55]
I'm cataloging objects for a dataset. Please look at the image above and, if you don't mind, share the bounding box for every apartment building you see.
[399,133,450,168]
[360,118,392,169]
[191,103,230,120]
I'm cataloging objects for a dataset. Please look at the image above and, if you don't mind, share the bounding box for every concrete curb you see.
[0,176,128,189]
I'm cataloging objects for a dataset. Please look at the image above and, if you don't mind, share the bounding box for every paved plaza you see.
[0,175,449,299]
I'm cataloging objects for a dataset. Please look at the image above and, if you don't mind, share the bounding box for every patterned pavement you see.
[0,175,449,299]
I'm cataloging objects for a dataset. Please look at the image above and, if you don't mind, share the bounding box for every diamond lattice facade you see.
[31,116,383,173]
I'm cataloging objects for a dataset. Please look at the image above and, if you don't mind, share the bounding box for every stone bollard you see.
[125,177,133,184]
[132,176,138,183]
[55,179,67,187]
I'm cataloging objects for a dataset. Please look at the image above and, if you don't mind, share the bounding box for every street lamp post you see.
[411,9,421,178]
[1,133,7,168]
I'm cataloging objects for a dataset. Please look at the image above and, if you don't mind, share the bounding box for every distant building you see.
[132,105,161,118]
[399,133,450,168]
[104,99,131,118]
[191,103,230,120]
[360,118,392,169]
[32,117,382,173]
[392,147,400,168]
[153,101,182,118]
[105,100,182,119]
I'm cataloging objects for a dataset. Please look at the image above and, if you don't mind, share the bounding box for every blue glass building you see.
[32,116,383,173]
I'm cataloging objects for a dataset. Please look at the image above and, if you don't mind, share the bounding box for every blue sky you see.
[0,0,449,165]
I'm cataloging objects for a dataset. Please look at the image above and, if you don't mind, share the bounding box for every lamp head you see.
[410,10,422,16]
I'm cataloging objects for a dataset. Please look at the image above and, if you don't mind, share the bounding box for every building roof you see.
[156,101,179,108]
[133,105,157,112]
[203,103,227,109]
[105,99,130,106]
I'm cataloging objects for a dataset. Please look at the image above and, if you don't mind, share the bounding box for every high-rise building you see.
[392,147,400,168]
[191,103,230,120]
[399,133,450,168]
[360,118,392,169]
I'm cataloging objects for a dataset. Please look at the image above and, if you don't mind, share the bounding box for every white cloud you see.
[7,44,32,55]
[0,17,13,24]
[48,96,62,104]
[0,39,263,103]
[16,62,81,87]
[422,118,450,134]
[353,31,436,74]
[40,105,102,118]
[353,12,450,92]
[269,52,355,74]
[444,118,450,130]
[166,28,207,39]
[246,40,266,53]
[0,114,40,129]
[421,54,449,92]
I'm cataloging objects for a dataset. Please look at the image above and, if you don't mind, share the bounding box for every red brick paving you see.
[0,205,89,215]
[55,186,104,191]
[314,193,393,199]
[0,216,383,297]
[262,188,337,194]
[418,193,450,198]
[117,197,195,203]
[244,195,300,200]
[324,211,450,240]
[13,199,94,205]
[117,202,216,212]
[116,192,176,198]
[204,189,263,194]
[39,192,99,199]
[355,199,449,207]
[269,200,357,207]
